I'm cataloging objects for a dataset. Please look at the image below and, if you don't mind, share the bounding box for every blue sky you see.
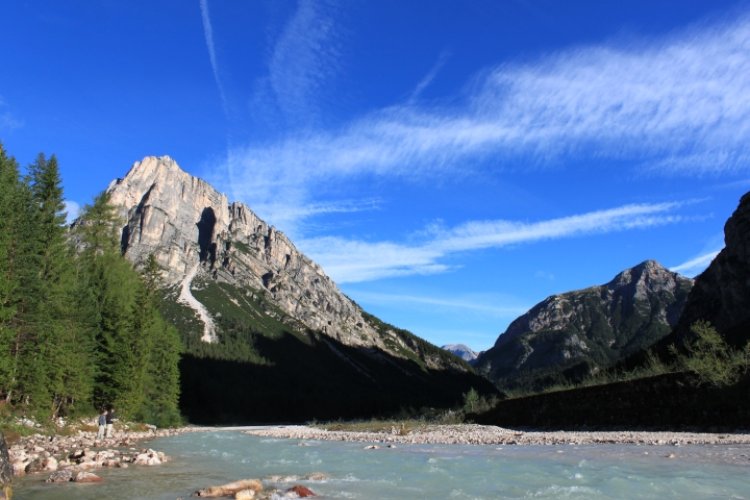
[2,1,749,351]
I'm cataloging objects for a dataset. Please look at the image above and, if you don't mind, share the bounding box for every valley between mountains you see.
[3,148,748,430]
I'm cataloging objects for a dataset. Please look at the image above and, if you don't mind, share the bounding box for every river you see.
[15,430,750,498]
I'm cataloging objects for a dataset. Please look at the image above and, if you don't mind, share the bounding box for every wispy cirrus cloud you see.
[348,290,529,318]
[300,201,690,283]
[260,0,342,127]
[250,197,381,234]
[199,0,229,117]
[670,249,721,277]
[218,14,750,230]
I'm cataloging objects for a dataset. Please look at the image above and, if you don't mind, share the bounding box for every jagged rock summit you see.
[475,260,694,391]
[110,157,374,348]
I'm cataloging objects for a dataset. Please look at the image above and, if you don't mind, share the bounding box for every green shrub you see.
[677,320,748,386]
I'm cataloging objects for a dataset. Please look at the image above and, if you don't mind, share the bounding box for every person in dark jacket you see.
[105,408,116,438]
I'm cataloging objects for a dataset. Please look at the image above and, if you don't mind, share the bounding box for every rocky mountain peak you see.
[607,260,685,300]
[475,260,693,391]
[105,156,466,371]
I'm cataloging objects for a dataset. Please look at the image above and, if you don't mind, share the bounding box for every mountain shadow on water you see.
[180,326,498,424]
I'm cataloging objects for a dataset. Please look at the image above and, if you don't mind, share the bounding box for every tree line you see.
[0,144,181,426]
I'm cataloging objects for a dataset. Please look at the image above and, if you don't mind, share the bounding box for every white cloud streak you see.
[216,14,750,230]
[266,0,341,125]
[349,290,529,318]
[199,0,229,116]
[300,201,688,283]
[670,249,721,277]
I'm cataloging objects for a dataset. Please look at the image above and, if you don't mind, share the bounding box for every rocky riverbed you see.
[7,423,190,483]
[246,424,750,447]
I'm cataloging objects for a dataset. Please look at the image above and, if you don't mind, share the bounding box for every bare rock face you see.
[669,191,750,347]
[475,260,693,391]
[106,156,454,367]
[108,156,229,284]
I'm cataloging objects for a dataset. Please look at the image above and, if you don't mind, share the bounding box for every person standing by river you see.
[96,409,107,440]
[105,408,116,438]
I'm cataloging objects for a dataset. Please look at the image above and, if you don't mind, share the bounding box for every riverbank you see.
[246,423,750,446]
[6,421,193,481]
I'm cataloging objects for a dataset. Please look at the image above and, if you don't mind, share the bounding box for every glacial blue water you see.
[15,430,750,499]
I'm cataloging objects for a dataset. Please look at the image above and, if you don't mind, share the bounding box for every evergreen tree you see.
[0,145,22,399]
[15,154,92,417]
[75,194,136,413]
[1,147,182,424]
[0,146,40,405]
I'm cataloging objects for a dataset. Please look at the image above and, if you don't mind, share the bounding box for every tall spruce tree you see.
[25,154,93,417]
[0,145,22,399]
[76,191,135,412]
[0,146,40,405]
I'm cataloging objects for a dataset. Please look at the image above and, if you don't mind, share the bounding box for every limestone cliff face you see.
[475,260,693,390]
[668,191,750,347]
[108,156,229,284]
[107,156,458,368]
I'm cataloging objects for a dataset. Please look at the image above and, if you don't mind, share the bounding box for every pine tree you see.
[16,154,92,418]
[75,196,137,413]
[0,145,22,399]
[0,146,40,405]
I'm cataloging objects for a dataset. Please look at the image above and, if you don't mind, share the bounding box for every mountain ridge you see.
[475,259,693,391]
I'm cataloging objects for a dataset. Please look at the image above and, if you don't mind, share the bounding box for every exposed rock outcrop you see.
[475,260,693,391]
[667,192,750,347]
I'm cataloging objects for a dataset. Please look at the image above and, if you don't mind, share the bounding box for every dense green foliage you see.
[0,144,181,426]
[673,320,750,386]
